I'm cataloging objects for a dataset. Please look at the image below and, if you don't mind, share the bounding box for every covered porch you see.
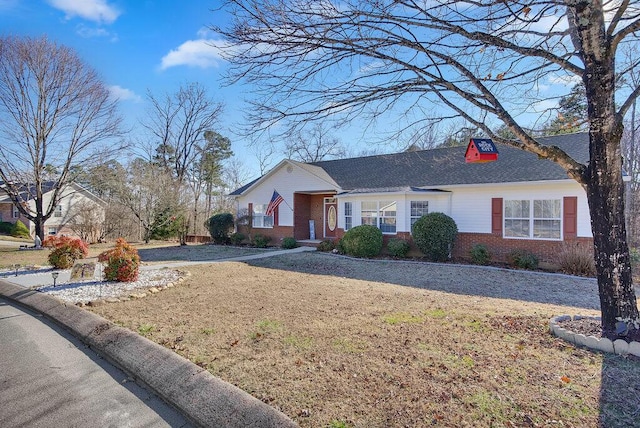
[293,191,338,241]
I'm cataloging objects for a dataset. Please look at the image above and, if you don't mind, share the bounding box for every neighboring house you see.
[230,132,597,263]
[0,181,105,241]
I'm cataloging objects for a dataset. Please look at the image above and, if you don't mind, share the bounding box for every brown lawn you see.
[86,249,640,428]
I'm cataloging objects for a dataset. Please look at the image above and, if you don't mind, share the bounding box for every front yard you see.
[86,250,640,427]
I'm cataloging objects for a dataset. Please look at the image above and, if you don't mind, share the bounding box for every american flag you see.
[265,190,284,216]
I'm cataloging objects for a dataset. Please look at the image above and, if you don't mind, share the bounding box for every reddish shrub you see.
[98,238,140,282]
[47,237,89,269]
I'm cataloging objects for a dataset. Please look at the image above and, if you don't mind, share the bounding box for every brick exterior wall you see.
[452,232,593,264]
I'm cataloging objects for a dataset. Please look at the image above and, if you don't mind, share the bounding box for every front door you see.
[324,197,337,238]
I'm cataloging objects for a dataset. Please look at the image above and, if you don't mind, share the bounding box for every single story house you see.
[0,181,105,240]
[230,132,595,262]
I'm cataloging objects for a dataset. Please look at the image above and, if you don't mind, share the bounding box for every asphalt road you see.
[0,297,192,428]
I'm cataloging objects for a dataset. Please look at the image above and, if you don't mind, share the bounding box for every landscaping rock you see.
[613,339,629,355]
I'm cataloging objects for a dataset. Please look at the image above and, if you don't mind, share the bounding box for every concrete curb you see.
[0,280,297,428]
[549,314,640,357]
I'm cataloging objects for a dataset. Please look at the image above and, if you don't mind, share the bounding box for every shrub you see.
[47,236,89,269]
[98,238,140,282]
[281,237,298,249]
[339,224,383,258]
[11,220,30,238]
[387,238,410,258]
[229,232,246,246]
[558,244,595,276]
[253,234,271,248]
[42,235,60,248]
[207,213,235,244]
[470,244,491,265]
[317,239,336,252]
[508,249,539,270]
[412,213,458,262]
[0,221,13,234]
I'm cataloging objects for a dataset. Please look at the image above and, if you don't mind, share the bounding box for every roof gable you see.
[230,132,589,195]
[311,132,588,190]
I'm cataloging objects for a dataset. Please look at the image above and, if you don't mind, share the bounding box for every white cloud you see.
[160,38,227,70]
[47,0,120,24]
[548,74,582,86]
[76,24,118,41]
[108,85,141,103]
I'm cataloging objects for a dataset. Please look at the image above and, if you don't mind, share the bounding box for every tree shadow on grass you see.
[599,353,640,427]
[244,251,602,310]
[136,244,271,262]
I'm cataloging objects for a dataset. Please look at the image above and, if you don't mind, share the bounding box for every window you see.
[12,205,20,219]
[360,200,397,234]
[410,201,429,227]
[54,205,62,218]
[504,199,561,239]
[47,227,57,235]
[252,204,273,228]
[344,202,352,231]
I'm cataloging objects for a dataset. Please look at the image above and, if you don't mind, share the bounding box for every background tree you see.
[542,83,588,136]
[0,36,123,239]
[285,124,346,162]
[187,130,233,235]
[142,82,223,242]
[117,158,181,243]
[143,82,223,183]
[218,0,640,335]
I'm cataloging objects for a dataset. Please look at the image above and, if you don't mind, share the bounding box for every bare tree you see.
[218,1,640,335]
[118,158,182,243]
[143,82,223,183]
[67,200,105,243]
[0,36,123,239]
[285,124,346,162]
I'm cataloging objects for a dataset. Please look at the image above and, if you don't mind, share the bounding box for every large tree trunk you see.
[586,130,639,335]
[581,17,640,333]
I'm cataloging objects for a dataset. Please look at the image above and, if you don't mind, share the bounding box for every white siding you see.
[236,161,338,227]
[336,180,591,238]
[445,180,591,237]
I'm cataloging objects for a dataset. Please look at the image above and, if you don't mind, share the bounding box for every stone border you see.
[549,315,640,356]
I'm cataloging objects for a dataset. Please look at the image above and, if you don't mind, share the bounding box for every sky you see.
[0,0,582,182]
[0,0,271,179]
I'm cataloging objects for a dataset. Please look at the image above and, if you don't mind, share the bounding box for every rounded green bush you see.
[229,232,245,246]
[281,237,298,249]
[11,220,30,238]
[470,244,491,265]
[317,239,335,252]
[508,249,539,270]
[207,213,234,244]
[253,234,271,248]
[387,238,410,258]
[412,213,458,262]
[340,224,383,258]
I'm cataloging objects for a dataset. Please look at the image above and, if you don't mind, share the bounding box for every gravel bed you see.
[36,269,184,303]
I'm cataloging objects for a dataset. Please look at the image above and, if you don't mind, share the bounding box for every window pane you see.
[344,202,352,216]
[505,200,529,218]
[534,200,560,218]
[504,219,530,237]
[533,219,561,239]
[361,217,376,226]
[411,201,428,217]
[264,215,274,228]
[361,201,377,211]
[379,201,396,217]
[345,217,352,230]
[379,217,396,233]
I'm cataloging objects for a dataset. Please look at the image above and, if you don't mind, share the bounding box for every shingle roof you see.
[311,132,588,190]
[230,132,589,195]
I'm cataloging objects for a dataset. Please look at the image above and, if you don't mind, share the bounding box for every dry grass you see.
[87,250,640,428]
